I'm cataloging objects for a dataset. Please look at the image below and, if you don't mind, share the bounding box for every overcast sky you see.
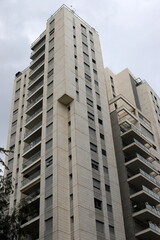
[0,0,160,160]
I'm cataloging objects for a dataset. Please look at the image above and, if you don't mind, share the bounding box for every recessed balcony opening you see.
[26,89,43,112]
[23,150,41,170]
[21,183,40,202]
[21,218,39,240]
[22,166,40,188]
[24,124,42,143]
[135,220,160,240]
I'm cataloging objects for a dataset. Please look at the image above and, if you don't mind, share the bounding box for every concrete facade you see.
[5,6,125,240]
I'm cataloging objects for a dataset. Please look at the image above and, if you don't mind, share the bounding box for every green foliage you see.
[0,148,29,240]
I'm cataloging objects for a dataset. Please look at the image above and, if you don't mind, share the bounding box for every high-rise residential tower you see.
[105,68,160,240]
[5,5,126,240]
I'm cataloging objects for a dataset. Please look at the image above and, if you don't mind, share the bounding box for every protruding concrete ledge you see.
[58,94,73,105]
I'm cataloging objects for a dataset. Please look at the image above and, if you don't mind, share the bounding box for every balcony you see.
[29,61,44,80]
[27,80,43,98]
[120,121,153,147]
[135,222,160,239]
[23,151,41,170]
[24,122,42,140]
[21,168,40,187]
[23,137,41,154]
[21,217,39,239]
[28,71,44,87]
[30,51,45,69]
[130,185,160,205]
[123,138,155,160]
[125,154,158,175]
[30,39,45,59]
[26,94,43,111]
[128,168,160,189]
[133,202,160,225]
[26,107,42,124]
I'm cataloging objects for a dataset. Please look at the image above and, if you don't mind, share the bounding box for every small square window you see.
[105,184,110,192]
[91,160,99,171]
[94,198,102,210]
[98,119,103,125]
[102,149,106,156]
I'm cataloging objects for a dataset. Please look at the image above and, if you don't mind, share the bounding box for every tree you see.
[0,148,30,240]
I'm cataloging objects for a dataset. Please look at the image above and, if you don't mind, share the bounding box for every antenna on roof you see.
[70,5,76,14]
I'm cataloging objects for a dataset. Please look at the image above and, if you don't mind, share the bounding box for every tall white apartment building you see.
[5,5,126,240]
[105,68,160,240]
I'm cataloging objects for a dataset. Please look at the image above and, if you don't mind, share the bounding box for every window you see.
[49,29,54,36]
[93,69,97,74]
[88,111,94,121]
[91,160,99,170]
[90,143,97,152]
[103,166,108,174]
[107,204,112,212]
[45,175,53,186]
[89,127,96,136]
[93,178,100,189]
[13,109,18,115]
[48,58,54,66]
[100,133,104,140]
[46,123,53,135]
[98,119,103,125]
[75,78,78,82]
[12,120,17,127]
[85,73,91,82]
[68,137,71,143]
[96,220,104,233]
[45,195,52,208]
[94,80,98,86]
[105,184,110,192]
[49,47,54,55]
[87,98,93,107]
[97,105,101,111]
[86,85,92,94]
[102,149,106,156]
[92,59,96,64]
[46,139,52,150]
[75,66,78,70]
[84,62,90,70]
[81,24,86,29]
[47,107,53,118]
[47,94,53,104]
[94,198,102,210]
[45,217,53,232]
[68,121,71,126]
[48,69,53,78]
[109,225,115,234]
[46,156,53,167]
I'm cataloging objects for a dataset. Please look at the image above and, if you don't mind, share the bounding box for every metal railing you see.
[26,94,43,110]
[140,169,160,186]
[23,151,41,169]
[146,203,160,217]
[149,222,160,233]
[24,189,40,201]
[134,139,151,153]
[142,185,160,201]
[28,81,43,97]
[24,122,42,139]
[28,71,44,87]
[29,60,44,77]
[21,170,40,187]
[23,137,41,154]
[26,107,42,123]
[136,154,156,171]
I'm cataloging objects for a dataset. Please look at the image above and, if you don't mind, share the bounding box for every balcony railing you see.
[26,94,43,110]
[24,189,40,201]
[24,122,42,139]
[136,154,157,171]
[28,71,44,87]
[149,222,160,233]
[146,203,160,217]
[23,137,41,154]
[142,186,160,201]
[29,60,44,77]
[28,81,43,97]
[21,170,40,187]
[140,169,160,187]
[23,151,41,169]
[134,139,151,153]
[26,108,42,123]
[30,51,45,67]
[121,121,152,145]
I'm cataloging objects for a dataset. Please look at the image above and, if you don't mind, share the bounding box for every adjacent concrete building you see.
[5,5,126,240]
[105,68,160,240]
